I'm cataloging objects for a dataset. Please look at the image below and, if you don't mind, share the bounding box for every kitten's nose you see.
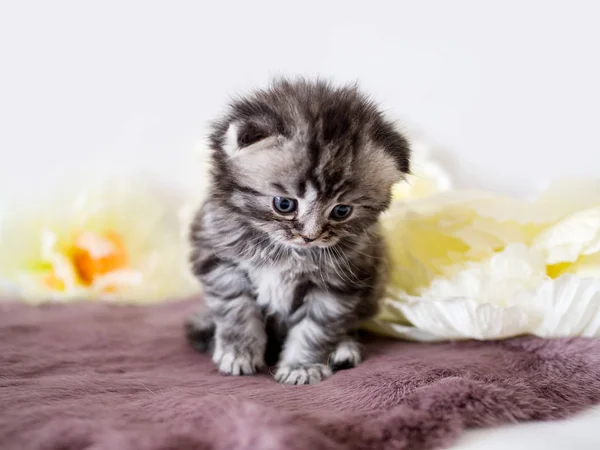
[300,235,316,243]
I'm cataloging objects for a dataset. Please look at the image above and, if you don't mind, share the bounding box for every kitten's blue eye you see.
[273,197,298,214]
[330,204,353,220]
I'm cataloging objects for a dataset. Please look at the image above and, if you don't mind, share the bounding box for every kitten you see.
[185,78,410,384]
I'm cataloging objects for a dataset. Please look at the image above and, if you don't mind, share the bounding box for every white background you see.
[1,0,599,205]
[1,1,599,448]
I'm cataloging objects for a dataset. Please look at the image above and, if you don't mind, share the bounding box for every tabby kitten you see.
[186,78,410,384]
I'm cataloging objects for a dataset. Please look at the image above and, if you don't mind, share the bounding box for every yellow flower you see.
[368,177,600,340]
[0,179,197,304]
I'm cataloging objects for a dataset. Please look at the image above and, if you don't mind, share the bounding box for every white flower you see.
[372,145,600,341]
[382,244,545,340]
[373,244,600,341]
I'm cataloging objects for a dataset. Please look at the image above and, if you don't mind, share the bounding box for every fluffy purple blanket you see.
[1,299,599,450]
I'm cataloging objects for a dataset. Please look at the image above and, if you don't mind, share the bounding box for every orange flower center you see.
[43,230,129,291]
[71,231,128,284]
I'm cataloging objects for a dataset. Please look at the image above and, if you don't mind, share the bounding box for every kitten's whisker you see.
[337,241,385,261]
[317,251,328,289]
[324,248,343,284]
[330,245,373,289]
[332,247,367,287]
[326,247,358,287]
[270,244,284,268]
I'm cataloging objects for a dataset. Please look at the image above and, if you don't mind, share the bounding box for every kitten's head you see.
[208,78,410,249]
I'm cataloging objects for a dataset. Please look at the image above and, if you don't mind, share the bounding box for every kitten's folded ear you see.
[372,122,411,175]
[216,121,269,156]
[237,123,267,148]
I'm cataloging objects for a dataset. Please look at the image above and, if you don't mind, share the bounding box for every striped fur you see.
[186,78,410,384]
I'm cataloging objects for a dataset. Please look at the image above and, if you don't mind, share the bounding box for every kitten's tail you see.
[184,309,215,353]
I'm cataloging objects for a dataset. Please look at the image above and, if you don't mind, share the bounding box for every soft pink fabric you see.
[1,299,599,450]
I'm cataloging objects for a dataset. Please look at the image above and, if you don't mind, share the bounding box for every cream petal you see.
[565,253,600,278]
[532,206,600,264]
[397,297,533,340]
[430,244,547,306]
[375,244,548,340]
[528,275,600,337]
[379,264,600,341]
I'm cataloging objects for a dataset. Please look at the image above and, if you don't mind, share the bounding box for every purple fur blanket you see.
[1,299,600,450]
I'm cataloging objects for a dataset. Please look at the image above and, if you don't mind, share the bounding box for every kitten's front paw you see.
[274,364,332,385]
[329,339,362,372]
[213,347,264,376]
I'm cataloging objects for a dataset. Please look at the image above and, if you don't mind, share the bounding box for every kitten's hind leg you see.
[185,309,216,353]
[329,337,362,372]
